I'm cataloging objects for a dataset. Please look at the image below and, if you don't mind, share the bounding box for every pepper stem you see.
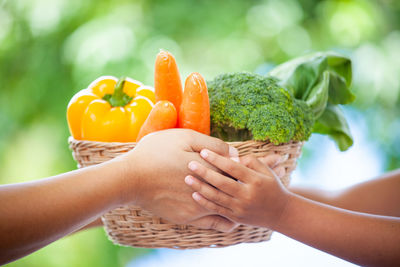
[102,77,133,107]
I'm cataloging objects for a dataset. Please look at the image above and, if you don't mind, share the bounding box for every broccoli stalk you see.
[208,72,314,144]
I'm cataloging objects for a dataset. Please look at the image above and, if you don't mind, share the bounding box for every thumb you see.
[189,131,239,161]
[188,215,239,233]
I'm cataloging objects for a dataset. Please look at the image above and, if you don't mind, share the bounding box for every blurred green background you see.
[0,0,399,266]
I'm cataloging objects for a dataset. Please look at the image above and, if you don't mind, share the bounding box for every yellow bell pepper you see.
[67,76,155,142]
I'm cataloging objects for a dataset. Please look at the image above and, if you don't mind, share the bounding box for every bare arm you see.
[185,150,400,266]
[0,129,238,265]
[77,218,103,232]
[289,169,400,217]
[0,160,126,264]
[278,193,400,266]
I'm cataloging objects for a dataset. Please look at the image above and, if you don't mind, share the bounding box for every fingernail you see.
[192,192,201,201]
[188,161,198,171]
[229,146,239,158]
[185,175,194,185]
[200,149,208,159]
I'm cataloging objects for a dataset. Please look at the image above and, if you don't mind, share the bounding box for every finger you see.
[189,215,239,233]
[188,131,239,161]
[185,175,235,207]
[187,161,242,196]
[192,192,234,219]
[199,149,253,183]
[258,154,283,168]
[240,154,275,177]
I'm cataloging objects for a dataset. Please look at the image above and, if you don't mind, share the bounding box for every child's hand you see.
[185,149,292,229]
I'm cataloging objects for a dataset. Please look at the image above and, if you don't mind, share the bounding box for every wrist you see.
[108,150,142,206]
[269,190,297,231]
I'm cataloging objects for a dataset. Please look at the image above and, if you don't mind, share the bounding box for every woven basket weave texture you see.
[69,137,303,249]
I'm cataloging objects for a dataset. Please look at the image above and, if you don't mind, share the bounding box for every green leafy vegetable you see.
[208,52,355,151]
[312,104,354,151]
[208,72,314,144]
[269,51,355,151]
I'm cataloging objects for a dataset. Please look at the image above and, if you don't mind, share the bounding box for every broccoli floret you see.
[292,100,314,142]
[248,103,296,144]
[208,72,315,143]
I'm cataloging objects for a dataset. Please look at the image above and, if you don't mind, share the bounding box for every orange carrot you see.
[178,72,210,135]
[154,50,183,114]
[136,100,177,141]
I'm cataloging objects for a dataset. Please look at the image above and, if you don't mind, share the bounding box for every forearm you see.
[76,218,103,232]
[0,159,128,265]
[290,169,400,217]
[275,193,400,266]
[289,186,336,206]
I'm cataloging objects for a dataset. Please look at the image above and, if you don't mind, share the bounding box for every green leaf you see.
[269,51,355,151]
[326,53,352,87]
[328,71,356,105]
[305,70,330,118]
[313,104,353,151]
[269,53,327,100]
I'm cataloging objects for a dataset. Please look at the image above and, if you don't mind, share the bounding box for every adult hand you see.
[0,129,239,265]
[117,129,240,232]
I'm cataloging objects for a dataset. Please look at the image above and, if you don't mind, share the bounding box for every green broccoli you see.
[208,72,315,144]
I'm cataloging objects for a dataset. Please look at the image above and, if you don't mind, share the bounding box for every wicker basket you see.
[68,136,303,249]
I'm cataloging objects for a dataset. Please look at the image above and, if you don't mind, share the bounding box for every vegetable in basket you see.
[269,51,355,151]
[179,72,210,135]
[154,50,183,119]
[153,50,211,136]
[137,100,177,141]
[67,76,155,142]
[208,51,355,151]
[208,72,314,145]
